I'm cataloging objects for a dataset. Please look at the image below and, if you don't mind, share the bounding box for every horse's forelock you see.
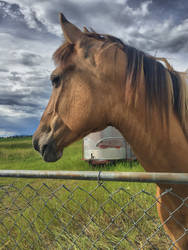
[53,42,74,65]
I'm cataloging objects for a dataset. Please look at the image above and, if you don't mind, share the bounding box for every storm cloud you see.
[0,0,188,136]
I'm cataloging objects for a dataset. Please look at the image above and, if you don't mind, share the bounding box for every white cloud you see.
[20,5,42,31]
[6,0,61,36]
[122,0,152,17]
[115,0,128,4]
[0,105,38,119]
[0,130,15,137]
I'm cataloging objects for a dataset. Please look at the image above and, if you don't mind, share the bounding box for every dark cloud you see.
[0,0,58,41]
[19,52,42,66]
[8,72,22,82]
[0,68,51,128]
[128,0,188,23]
[161,34,188,53]
[0,90,41,107]
[0,68,9,72]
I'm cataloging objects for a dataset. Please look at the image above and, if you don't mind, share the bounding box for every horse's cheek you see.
[59,84,93,131]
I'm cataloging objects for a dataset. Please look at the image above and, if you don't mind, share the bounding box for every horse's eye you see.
[51,75,60,88]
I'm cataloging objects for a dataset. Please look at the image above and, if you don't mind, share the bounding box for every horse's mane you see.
[53,32,188,139]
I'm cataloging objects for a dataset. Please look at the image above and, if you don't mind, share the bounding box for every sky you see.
[0,0,188,137]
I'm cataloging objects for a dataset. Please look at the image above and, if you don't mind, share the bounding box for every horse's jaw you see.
[42,143,63,162]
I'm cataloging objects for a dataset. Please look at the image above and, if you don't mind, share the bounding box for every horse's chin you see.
[42,146,63,163]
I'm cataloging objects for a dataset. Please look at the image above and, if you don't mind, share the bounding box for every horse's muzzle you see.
[32,134,62,162]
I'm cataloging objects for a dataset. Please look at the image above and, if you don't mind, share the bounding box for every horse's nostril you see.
[33,138,40,152]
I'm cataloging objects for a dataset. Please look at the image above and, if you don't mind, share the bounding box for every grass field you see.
[0,137,171,249]
[0,136,143,172]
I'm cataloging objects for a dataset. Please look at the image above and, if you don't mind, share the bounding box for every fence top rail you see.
[0,170,188,184]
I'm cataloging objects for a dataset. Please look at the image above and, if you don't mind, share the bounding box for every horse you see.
[32,13,188,249]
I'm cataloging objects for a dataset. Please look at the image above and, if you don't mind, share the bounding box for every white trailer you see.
[83,126,136,165]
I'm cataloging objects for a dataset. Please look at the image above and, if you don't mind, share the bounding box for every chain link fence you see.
[0,171,188,249]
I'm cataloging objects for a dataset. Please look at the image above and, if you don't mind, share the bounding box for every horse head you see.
[32,13,125,162]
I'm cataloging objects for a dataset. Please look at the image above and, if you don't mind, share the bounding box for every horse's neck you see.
[118,106,188,173]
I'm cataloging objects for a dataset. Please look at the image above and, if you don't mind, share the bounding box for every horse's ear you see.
[59,13,82,44]
[83,26,89,33]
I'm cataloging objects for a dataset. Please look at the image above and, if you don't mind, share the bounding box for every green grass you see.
[0,136,142,171]
[0,137,171,249]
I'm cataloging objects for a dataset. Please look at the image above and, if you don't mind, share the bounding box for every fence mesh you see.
[0,179,187,250]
